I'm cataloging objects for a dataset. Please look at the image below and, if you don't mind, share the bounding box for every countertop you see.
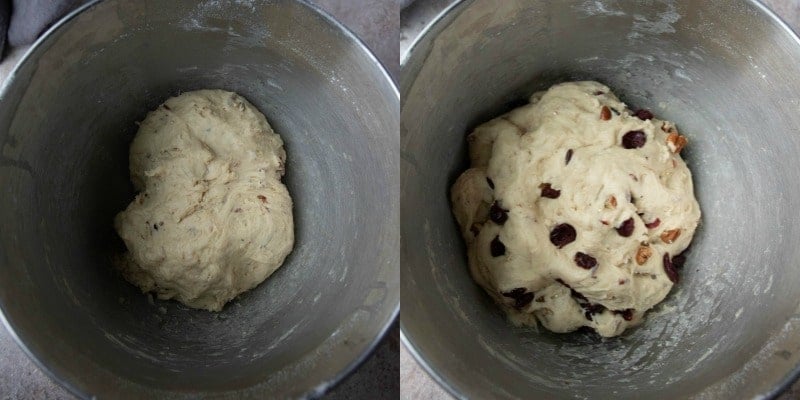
[398,0,800,399]
[0,1,399,399]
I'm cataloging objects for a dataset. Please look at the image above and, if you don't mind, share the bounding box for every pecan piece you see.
[600,105,612,121]
[636,245,653,265]
[660,228,681,244]
[666,132,688,153]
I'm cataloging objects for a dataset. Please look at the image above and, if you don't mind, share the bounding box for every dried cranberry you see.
[645,218,661,229]
[594,90,605,95]
[574,252,597,269]
[514,292,534,308]
[663,253,679,283]
[489,202,509,225]
[540,183,561,199]
[490,236,506,257]
[565,149,574,165]
[550,223,576,248]
[486,177,495,189]
[616,218,635,237]
[633,109,654,120]
[502,288,534,309]
[622,131,646,149]
[582,303,606,321]
[614,309,634,321]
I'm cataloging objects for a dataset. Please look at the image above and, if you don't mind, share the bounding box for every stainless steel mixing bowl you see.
[0,0,398,398]
[401,0,800,398]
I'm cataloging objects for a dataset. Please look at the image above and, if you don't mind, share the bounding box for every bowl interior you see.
[401,1,800,399]
[0,0,398,398]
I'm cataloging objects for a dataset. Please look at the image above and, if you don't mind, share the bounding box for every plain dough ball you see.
[115,89,294,312]
[451,81,700,337]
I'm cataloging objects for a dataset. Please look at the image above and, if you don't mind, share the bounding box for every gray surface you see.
[0,0,399,399]
[401,0,800,399]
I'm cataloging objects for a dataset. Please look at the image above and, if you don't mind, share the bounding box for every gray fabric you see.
[8,0,89,47]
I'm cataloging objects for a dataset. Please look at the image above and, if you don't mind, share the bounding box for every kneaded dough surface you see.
[451,81,700,337]
[115,89,294,311]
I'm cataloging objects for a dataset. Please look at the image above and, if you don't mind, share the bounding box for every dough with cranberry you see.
[451,81,700,337]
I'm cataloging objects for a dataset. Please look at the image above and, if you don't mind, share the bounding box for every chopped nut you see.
[660,229,681,244]
[604,195,617,209]
[666,132,688,153]
[600,105,611,121]
[636,245,653,265]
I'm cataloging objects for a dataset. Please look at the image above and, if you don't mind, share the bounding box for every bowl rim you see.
[399,0,800,399]
[0,0,399,398]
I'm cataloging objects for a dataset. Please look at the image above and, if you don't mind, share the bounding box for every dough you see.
[451,81,700,337]
[115,89,294,312]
